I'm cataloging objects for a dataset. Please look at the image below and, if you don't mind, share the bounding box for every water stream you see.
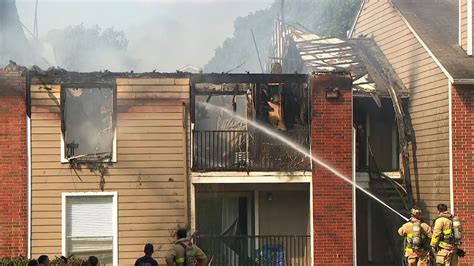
[200,102,409,222]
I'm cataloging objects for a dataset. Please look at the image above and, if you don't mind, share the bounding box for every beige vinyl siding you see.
[461,0,468,50]
[258,190,310,266]
[30,78,190,265]
[354,0,450,220]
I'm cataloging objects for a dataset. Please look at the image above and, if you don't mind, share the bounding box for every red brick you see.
[311,72,353,265]
[0,70,27,257]
[452,85,474,266]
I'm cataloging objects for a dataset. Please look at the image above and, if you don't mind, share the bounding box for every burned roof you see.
[282,24,408,99]
[391,0,474,80]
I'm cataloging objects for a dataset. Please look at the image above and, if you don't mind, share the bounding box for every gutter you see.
[452,78,474,85]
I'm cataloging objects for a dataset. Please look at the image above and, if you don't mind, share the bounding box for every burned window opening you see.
[191,77,310,172]
[61,86,115,162]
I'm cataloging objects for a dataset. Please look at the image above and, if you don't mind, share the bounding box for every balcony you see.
[191,73,311,173]
[194,235,311,266]
[192,129,310,172]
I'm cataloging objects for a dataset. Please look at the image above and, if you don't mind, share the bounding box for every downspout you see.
[448,81,454,212]
[308,76,314,266]
[352,127,357,265]
[188,82,196,232]
[26,73,32,259]
[184,101,193,231]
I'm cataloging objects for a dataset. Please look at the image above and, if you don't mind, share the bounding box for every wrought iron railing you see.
[194,235,311,266]
[192,130,310,172]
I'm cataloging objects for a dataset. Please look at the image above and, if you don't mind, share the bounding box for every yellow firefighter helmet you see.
[410,207,422,218]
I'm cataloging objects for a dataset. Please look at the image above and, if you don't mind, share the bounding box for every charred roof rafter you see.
[190,73,308,84]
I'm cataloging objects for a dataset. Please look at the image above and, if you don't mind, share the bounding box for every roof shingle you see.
[391,0,474,79]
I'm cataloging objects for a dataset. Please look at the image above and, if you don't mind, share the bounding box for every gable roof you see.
[386,0,474,81]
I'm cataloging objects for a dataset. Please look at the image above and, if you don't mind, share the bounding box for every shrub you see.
[0,256,86,266]
[0,257,29,266]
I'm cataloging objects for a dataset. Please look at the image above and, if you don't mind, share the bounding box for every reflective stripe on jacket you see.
[165,238,207,266]
[398,219,432,255]
[431,213,455,249]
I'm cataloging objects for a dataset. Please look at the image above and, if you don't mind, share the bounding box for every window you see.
[62,193,118,265]
[61,86,116,162]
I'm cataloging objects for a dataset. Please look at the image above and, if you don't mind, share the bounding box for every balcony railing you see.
[194,235,311,266]
[192,130,310,172]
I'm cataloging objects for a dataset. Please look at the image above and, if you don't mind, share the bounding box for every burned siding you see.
[30,76,189,264]
[354,0,450,219]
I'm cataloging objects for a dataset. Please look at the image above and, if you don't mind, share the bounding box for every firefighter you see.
[166,228,207,266]
[398,206,433,266]
[430,203,463,266]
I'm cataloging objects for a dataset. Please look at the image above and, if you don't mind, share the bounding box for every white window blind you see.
[65,195,114,265]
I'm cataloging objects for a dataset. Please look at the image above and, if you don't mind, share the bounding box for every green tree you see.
[204,0,361,73]
[46,24,135,71]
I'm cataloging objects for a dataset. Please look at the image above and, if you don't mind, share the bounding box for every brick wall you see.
[311,72,353,265]
[0,70,27,257]
[452,84,474,266]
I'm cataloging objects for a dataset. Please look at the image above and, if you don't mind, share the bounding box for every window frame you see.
[60,85,117,163]
[61,192,118,265]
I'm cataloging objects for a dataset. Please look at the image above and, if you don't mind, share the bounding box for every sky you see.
[15,0,273,71]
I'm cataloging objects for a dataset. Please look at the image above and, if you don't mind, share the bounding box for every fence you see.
[194,235,311,266]
[193,130,310,172]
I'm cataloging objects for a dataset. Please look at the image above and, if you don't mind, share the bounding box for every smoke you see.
[0,0,34,66]
[43,24,136,72]
[8,0,272,72]
[120,1,274,72]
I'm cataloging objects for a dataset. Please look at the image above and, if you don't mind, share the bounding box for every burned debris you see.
[62,86,115,162]
[191,74,311,172]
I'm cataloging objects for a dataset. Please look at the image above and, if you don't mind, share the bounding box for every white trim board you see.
[309,176,314,265]
[468,0,473,55]
[396,9,454,83]
[190,184,196,232]
[27,115,32,259]
[62,192,118,266]
[191,173,311,184]
[448,82,454,212]
[352,127,357,265]
[460,0,463,46]
[348,0,366,38]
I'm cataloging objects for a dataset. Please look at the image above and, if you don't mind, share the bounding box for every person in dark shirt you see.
[135,243,159,266]
[27,260,39,266]
[87,256,99,266]
[38,255,49,266]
